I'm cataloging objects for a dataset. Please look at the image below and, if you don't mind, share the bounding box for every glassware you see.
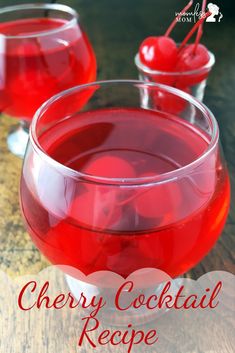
[0,3,96,157]
[134,48,215,102]
[20,80,230,278]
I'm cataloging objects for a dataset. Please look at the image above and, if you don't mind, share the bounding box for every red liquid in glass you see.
[20,108,230,277]
[0,18,96,119]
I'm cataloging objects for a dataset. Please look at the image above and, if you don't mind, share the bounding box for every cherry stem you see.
[165,0,194,37]
[178,11,211,51]
[193,0,207,54]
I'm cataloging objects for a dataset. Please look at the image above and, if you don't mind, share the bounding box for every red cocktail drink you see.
[20,81,230,279]
[0,18,96,119]
[0,4,96,156]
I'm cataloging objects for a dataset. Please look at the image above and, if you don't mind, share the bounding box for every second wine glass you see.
[0,3,96,157]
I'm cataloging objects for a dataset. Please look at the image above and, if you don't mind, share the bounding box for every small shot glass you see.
[134,49,215,102]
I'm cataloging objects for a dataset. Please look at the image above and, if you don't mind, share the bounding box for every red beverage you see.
[20,108,230,278]
[0,18,96,119]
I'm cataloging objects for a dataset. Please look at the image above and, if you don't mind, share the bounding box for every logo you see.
[175,2,223,23]
[206,3,223,22]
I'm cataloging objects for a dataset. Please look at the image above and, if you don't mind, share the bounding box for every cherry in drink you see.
[20,81,230,279]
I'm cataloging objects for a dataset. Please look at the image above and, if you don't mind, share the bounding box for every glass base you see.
[65,274,183,326]
[7,121,29,158]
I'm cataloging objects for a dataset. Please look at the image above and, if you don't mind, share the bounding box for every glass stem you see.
[20,120,30,132]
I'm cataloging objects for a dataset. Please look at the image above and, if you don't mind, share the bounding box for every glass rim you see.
[134,50,215,76]
[30,79,219,186]
[0,3,78,39]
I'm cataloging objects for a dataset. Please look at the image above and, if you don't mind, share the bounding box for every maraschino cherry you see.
[134,173,181,219]
[139,0,193,71]
[68,188,122,230]
[176,7,211,70]
[175,9,211,85]
[177,44,210,72]
[84,155,136,179]
[139,36,177,71]
[68,155,136,230]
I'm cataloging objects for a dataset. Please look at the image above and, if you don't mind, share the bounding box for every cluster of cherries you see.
[139,0,211,88]
[69,155,180,231]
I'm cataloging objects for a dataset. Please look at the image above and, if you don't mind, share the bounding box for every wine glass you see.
[0,3,96,157]
[20,80,230,323]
